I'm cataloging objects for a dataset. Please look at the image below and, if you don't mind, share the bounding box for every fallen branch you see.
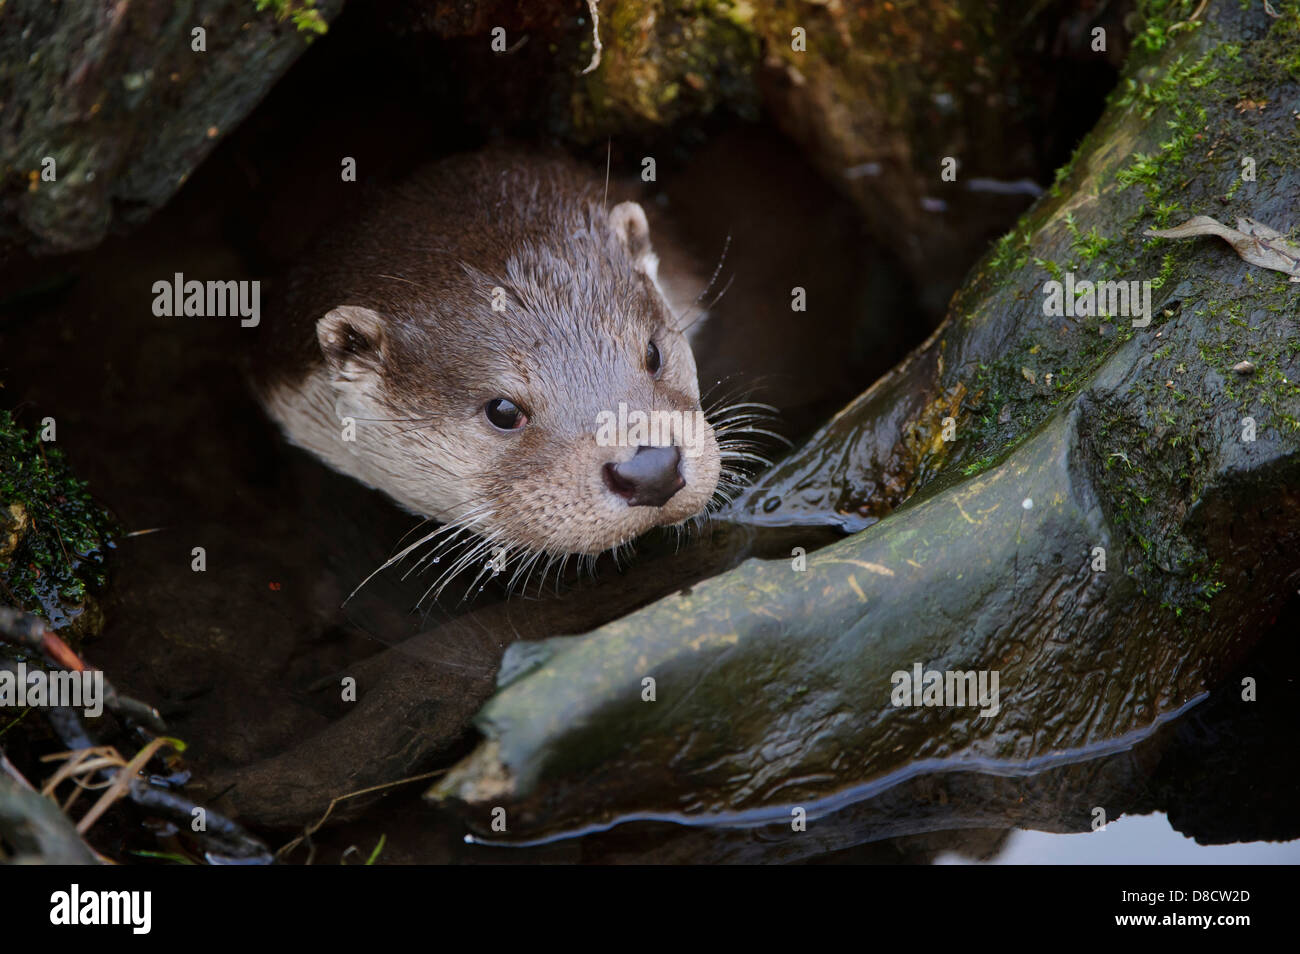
[0,605,165,732]
[1,603,271,862]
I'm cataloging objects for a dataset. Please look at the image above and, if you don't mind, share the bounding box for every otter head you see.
[303,198,722,563]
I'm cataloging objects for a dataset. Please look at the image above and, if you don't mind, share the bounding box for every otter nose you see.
[603,445,685,507]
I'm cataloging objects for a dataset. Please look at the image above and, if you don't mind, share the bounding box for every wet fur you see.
[253,149,727,582]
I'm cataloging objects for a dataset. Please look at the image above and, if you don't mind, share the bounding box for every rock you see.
[0,0,343,255]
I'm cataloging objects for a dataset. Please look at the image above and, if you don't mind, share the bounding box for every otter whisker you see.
[676,233,733,335]
[701,390,771,421]
[716,434,775,449]
[531,548,575,599]
[422,531,505,606]
[506,545,548,596]
[716,434,772,448]
[348,413,439,424]
[719,427,790,446]
[546,552,570,596]
[706,401,781,420]
[347,500,500,610]
[387,515,444,555]
[719,450,773,466]
[404,521,485,580]
[717,438,777,458]
[710,408,783,426]
[713,474,752,493]
[699,372,757,406]
[696,233,732,306]
[712,421,779,438]
[679,273,736,337]
[345,509,485,605]
[711,408,780,423]
[702,380,777,405]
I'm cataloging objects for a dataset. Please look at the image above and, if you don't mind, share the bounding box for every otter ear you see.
[317,305,386,376]
[609,201,657,275]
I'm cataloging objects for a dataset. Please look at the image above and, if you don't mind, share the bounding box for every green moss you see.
[0,409,114,627]
[575,0,760,137]
[1065,213,1116,267]
[1093,266,1299,616]
[1109,30,1248,236]
[946,9,1300,616]
[984,225,1036,287]
[1250,3,1300,81]
[253,0,328,37]
[1046,123,1099,201]
[1117,49,1223,116]
[1032,256,1063,281]
[1130,0,1207,54]
[1115,150,1162,190]
[958,306,1137,482]
[979,117,1112,293]
[1114,99,1209,214]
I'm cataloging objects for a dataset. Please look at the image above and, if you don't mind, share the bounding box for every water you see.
[937,814,1300,865]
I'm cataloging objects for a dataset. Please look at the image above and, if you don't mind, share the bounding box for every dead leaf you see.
[1145,215,1300,283]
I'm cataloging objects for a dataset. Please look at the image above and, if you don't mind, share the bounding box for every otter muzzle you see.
[603,445,685,508]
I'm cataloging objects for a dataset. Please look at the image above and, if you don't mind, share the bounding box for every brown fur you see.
[253,149,721,560]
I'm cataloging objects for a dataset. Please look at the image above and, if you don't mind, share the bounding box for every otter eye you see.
[484,398,528,431]
[645,340,662,378]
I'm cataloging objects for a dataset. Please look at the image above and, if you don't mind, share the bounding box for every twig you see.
[277,770,445,863]
[0,604,166,732]
[42,737,178,834]
[41,704,271,861]
[581,0,602,74]
[2,603,270,862]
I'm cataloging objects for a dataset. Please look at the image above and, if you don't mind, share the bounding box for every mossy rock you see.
[0,409,113,639]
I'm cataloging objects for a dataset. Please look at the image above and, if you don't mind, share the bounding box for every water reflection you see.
[937,813,1300,865]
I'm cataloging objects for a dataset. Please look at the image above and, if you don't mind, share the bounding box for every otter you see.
[252,149,725,580]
